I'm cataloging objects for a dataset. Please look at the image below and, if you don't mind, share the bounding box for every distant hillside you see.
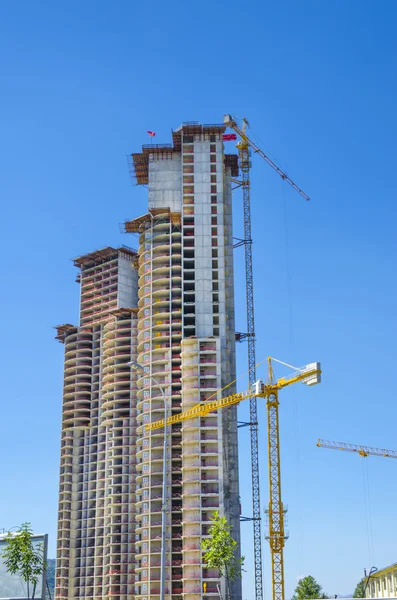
[46,559,55,600]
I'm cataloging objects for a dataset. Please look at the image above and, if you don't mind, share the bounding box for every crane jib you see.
[145,366,321,432]
[317,438,397,459]
[223,114,310,202]
[146,389,254,432]
[144,352,320,600]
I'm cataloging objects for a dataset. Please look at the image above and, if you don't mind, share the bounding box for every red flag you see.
[147,130,156,137]
[223,133,237,141]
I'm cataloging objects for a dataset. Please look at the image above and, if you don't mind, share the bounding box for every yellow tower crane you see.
[317,439,397,459]
[317,438,396,595]
[147,358,322,600]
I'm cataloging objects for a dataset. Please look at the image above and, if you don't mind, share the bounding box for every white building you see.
[366,564,397,598]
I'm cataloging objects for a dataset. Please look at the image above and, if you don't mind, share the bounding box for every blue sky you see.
[1,1,397,598]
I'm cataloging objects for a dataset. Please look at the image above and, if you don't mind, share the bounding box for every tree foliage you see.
[1,523,47,599]
[353,579,366,598]
[201,511,244,599]
[292,575,327,600]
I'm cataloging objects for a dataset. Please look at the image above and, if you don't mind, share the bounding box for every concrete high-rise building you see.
[55,122,241,600]
[55,247,139,600]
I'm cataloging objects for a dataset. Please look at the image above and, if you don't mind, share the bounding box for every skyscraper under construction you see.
[55,121,242,600]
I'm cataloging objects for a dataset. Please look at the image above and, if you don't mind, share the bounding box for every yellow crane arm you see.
[146,388,257,431]
[223,114,310,201]
[144,358,321,600]
[146,362,321,432]
[273,362,321,390]
[317,439,397,459]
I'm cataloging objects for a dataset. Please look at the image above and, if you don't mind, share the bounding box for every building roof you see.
[371,562,397,576]
[73,245,137,268]
[129,121,238,185]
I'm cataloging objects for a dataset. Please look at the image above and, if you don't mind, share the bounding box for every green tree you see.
[1,523,47,599]
[292,575,327,600]
[353,579,366,598]
[201,511,244,600]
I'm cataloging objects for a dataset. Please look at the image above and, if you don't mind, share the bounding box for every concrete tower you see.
[55,121,241,600]
[125,122,241,600]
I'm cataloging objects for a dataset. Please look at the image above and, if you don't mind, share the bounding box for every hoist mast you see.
[227,115,264,600]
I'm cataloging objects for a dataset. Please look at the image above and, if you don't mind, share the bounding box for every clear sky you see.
[1,1,397,598]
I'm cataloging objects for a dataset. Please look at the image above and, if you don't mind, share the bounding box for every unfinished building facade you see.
[55,121,241,600]
[55,247,139,600]
[125,123,241,600]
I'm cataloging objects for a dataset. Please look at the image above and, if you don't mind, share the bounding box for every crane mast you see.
[267,390,286,600]
[236,118,264,600]
[266,360,288,600]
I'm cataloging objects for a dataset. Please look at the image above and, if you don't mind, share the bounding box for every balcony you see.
[202,498,219,508]
[201,433,218,441]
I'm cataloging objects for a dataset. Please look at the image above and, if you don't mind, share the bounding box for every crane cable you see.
[361,458,375,566]
[282,182,305,574]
